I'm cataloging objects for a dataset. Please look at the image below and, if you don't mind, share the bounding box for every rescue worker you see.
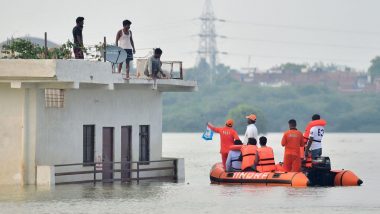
[243,114,258,144]
[207,119,240,168]
[240,138,258,171]
[256,136,276,172]
[225,140,243,172]
[305,114,326,159]
[281,119,305,172]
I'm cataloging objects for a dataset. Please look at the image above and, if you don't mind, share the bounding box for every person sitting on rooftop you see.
[144,48,166,79]
[225,139,243,172]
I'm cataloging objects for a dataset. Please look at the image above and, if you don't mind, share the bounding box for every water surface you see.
[0,133,379,213]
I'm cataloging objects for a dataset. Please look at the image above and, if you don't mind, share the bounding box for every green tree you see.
[47,40,74,59]
[1,38,43,59]
[369,56,380,80]
[1,38,79,60]
[279,63,306,73]
[227,104,267,135]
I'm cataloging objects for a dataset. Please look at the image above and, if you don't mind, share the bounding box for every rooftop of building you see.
[0,59,197,92]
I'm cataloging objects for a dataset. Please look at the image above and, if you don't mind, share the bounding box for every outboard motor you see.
[307,156,334,186]
[312,156,331,171]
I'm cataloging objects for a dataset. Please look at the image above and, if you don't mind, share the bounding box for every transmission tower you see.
[197,0,218,73]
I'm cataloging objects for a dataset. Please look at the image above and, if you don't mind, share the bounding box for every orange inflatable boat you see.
[210,163,309,187]
[210,157,363,187]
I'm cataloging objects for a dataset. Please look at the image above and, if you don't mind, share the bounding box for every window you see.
[45,89,64,108]
[139,125,150,164]
[83,125,95,165]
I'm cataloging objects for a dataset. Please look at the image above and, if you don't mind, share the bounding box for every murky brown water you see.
[0,133,379,213]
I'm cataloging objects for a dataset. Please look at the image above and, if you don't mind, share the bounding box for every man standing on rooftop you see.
[116,19,136,78]
[72,17,84,59]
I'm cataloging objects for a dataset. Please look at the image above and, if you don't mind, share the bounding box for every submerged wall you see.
[0,84,24,185]
[35,86,164,182]
[0,59,196,185]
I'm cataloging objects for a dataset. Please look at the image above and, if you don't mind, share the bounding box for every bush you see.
[1,38,79,59]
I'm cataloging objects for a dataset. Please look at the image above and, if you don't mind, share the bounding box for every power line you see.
[137,18,196,30]
[224,52,370,63]
[224,20,380,36]
[184,50,369,63]
[221,36,380,51]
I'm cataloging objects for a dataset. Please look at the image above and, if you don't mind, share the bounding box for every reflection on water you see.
[0,133,379,213]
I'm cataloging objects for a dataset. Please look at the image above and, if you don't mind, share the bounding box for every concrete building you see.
[0,59,197,185]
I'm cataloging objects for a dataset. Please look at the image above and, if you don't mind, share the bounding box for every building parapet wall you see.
[0,59,197,92]
[0,59,57,79]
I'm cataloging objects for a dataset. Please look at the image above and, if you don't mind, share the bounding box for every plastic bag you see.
[202,126,214,141]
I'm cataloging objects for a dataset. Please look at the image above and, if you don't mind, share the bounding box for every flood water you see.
[0,133,379,213]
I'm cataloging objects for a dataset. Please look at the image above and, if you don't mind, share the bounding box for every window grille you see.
[45,89,64,108]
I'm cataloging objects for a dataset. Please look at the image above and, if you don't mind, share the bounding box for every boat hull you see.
[210,163,309,187]
[210,163,362,187]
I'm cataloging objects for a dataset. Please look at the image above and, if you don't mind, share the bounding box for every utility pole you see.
[197,0,219,83]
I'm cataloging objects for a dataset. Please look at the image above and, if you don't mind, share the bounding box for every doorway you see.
[121,126,132,182]
[102,127,114,182]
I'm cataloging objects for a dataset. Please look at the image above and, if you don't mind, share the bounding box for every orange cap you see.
[225,119,234,127]
[246,114,257,121]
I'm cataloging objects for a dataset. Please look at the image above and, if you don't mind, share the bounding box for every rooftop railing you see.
[1,33,185,80]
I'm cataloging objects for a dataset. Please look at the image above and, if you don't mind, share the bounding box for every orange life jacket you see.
[240,145,257,171]
[302,119,327,144]
[256,146,276,172]
[301,119,327,168]
[229,145,243,151]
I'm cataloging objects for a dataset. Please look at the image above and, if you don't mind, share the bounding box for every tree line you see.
[163,62,380,134]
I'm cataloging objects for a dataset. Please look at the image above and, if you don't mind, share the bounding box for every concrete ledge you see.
[0,59,57,78]
[36,165,55,186]
[0,59,197,92]
[176,158,185,182]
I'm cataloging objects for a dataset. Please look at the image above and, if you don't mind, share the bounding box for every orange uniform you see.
[208,124,240,167]
[281,128,305,172]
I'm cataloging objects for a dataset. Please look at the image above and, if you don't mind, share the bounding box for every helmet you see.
[225,119,234,127]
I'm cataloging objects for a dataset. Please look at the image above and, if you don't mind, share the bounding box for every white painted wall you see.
[35,86,164,182]
[0,84,24,185]
[23,88,37,185]
[0,60,195,185]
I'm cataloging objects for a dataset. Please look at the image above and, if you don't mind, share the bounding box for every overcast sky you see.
[1,0,380,70]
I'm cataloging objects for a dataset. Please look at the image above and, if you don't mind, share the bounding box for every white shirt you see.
[243,124,258,144]
[309,126,325,150]
[118,30,133,49]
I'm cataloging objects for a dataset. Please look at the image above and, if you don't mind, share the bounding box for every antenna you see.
[105,45,128,72]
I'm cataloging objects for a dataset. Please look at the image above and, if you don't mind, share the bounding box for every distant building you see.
[232,69,375,92]
[0,59,197,185]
